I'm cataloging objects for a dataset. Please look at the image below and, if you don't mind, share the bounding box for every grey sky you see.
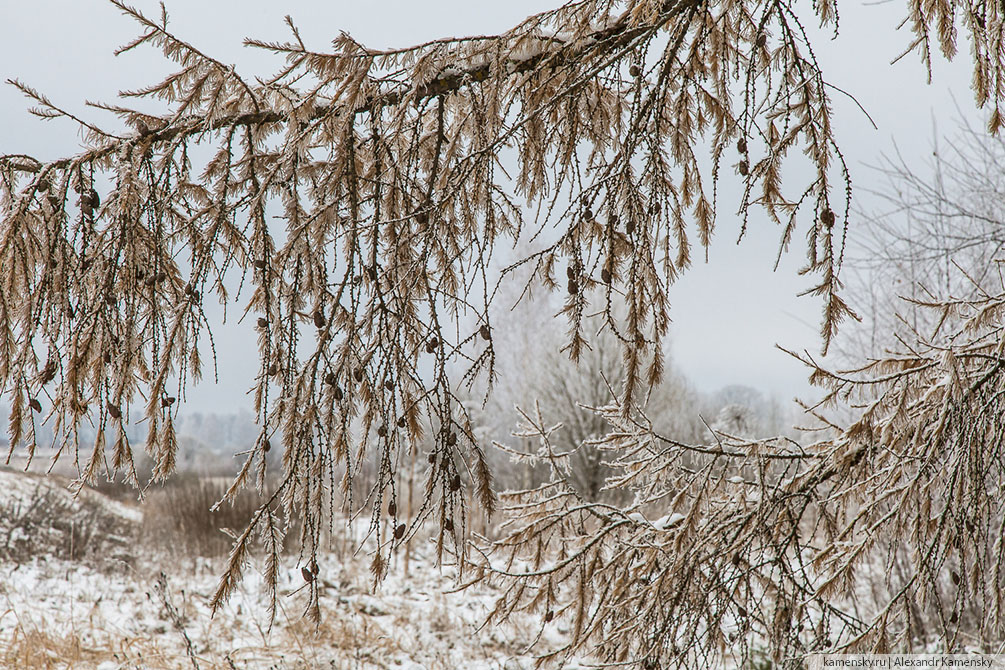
[0,0,984,413]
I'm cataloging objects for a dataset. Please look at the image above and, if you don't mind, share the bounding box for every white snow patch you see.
[653,512,686,530]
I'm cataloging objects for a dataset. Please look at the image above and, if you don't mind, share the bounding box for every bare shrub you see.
[0,471,137,564]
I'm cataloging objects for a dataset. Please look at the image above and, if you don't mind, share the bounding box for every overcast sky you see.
[0,0,985,414]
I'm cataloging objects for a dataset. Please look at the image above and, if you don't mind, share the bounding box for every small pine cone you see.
[333,386,344,401]
[450,473,461,491]
[425,338,439,353]
[324,372,336,386]
[479,325,490,340]
[263,439,271,453]
[737,138,748,153]
[544,610,554,623]
[161,396,176,407]
[384,379,394,392]
[625,219,635,235]
[427,452,437,465]
[755,34,767,49]
[583,208,594,221]
[313,310,326,328]
[254,259,266,269]
[107,403,121,419]
[29,398,42,413]
[738,160,749,176]
[394,523,406,539]
[301,566,314,583]
[353,368,364,382]
[257,317,268,329]
[397,417,407,429]
[567,279,579,295]
[388,501,397,517]
[601,267,612,284]
[80,192,95,215]
[377,425,387,438]
[820,208,835,227]
[40,360,57,384]
[446,432,457,446]
[444,518,454,532]
[629,64,641,78]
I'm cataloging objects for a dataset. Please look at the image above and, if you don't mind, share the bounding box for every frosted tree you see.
[2,0,1004,664]
[845,118,1005,358]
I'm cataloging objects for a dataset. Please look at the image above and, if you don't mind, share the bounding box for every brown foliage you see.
[2,0,1004,664]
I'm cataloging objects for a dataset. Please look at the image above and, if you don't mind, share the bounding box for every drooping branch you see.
[4,0,1002,646]
[480,287,1005,664]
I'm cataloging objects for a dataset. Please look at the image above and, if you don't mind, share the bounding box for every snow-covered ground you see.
[0,467,581,670]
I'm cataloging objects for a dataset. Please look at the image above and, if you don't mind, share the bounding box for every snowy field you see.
[0,467,579,670]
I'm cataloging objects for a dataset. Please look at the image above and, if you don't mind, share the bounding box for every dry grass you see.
[1,625,108,670]
[141,473,298,558]
[0,467,548,670]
